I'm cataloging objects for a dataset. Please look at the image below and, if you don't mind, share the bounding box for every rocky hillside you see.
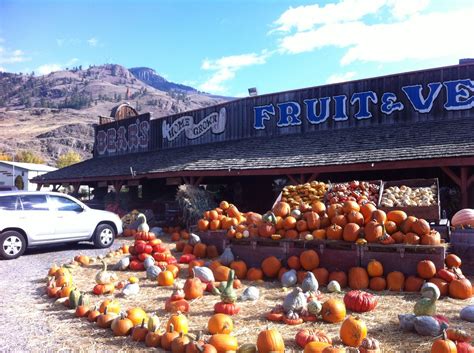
[0,64,230,165]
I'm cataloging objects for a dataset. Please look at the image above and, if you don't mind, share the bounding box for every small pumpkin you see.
[348,267,369,290]
[340,316,367,347]
[167,312,189,334]
[256,327,285,353]
[127,307,147,326]
[161,324,180,351]
[209,333,239,353]
[208,313,233,334]
[431,330,457,353]
[131,318,148,342]
[171,332,191,353]
[111,313,134,336]
[386,271,405,291]
[295,328,332,348]
[417,260,437,279]
[366,259,383,277]
[445,254,462,268]
[321,298,346,323]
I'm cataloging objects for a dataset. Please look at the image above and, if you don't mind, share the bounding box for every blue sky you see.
[1,0,473,97]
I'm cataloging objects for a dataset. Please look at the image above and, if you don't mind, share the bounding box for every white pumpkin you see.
[421,282,440,301]
[327,280,341,293]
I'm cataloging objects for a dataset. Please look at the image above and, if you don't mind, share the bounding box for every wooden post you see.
[112,180,123,202]
[461,167,469,209]
[307,173,320,183]
[53,184,60,192]
[72,182,81,195]
[440,167,460,186]
[36,183,42,191]
[286,175,299,185]
[193,176,203,186]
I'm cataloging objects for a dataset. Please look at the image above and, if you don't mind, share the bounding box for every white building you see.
[0,161,57,191]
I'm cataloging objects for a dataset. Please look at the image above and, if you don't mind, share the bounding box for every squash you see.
[302,271,319,293]
[414,316,442,336]
[340,316,367,347]
[281,269,297,287]
[321,298,346,323]
[344,290,377,312]
[451,208,474,227]
[295,328,332,348]
[95,260,117,285]
[460,305,474,322]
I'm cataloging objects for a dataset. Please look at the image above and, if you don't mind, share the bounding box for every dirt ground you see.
[1,237,473,352]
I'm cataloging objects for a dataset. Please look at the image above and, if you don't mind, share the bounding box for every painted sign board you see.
[94,113,150,157]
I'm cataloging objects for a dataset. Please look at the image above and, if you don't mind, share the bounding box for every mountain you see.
[0,64,231,165]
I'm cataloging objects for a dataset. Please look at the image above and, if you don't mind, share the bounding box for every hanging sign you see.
[162,107,226,141]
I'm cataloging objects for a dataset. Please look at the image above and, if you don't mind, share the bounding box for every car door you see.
[48,195,92,239]
[0,195,22,227]
[18,194,55,242]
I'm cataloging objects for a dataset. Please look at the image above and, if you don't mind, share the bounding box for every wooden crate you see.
[325,180,383,206]
[286,240,360,272]
[229,238,287,268]
[360,244,446,276]
[197,230,228,254]
[379,178,440,221]
[450,229,474,275]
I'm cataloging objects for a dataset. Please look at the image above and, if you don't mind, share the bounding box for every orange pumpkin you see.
[327,204,343,218]
[207,245,219,259]
[347,211,364,226]
[384,221,398,235]
[230,260,247,279]
[369,277,386,291]
[445,254,462,268]
[367,259,383,277]
[326,224,343,240]
[386,210,407,226]
[313,267,329,286]
[283,216,297,230]
[331,214,348,228]
[210,219,221,230]
[304,211,321,230]
[340,316,367,347]
[208,313,233,334]
[214,266,231,282]
[417,260,436,279]
[296,219,309,232]
[404,276,425,292]
[391,231,406,243]
[300,250,320,271]
[246,268,264,281]
[193,242,207,258]
[404,232,420,245]
[259,223,276,238]
[321,298,346,323]
[313,229,327,240]
[158,270,175,286]
[400,216,418,233]
[328,271,348,288]
[287,256,301,270]
[343,223,360,242]
[429,277,449,297]
[449,277,472,299]
[304,342,331,353]
[343,200,360,214]
[348,267,369,290]
[371,210,387,224]
[412,218,431,236]
[312,201,326,215]
[273,201,291,218]
[360,203,377,224]
[364,220,384,243]
[386,271,405,291]
[256,327,285,353]
[262,256,282,278]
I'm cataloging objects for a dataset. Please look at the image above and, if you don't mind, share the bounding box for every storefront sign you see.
[162,107,226,141]
[254,78,474,129]
[94,113,150,157]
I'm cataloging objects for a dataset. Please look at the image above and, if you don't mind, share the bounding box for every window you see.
[49,195,83,212]
[20,195,49,211]
[0,196,20,210]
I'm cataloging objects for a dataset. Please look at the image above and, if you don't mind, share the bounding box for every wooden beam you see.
[441,167,461,186]
[286,175,299,185]
[307,173,320,183]
[468,174,474,188]
[461,167,469,209]
[193,176,204,186]
[182,177,190,184]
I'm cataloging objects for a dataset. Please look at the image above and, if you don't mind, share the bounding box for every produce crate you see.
[450,228,474,275]
[324,180,383,206]
[229,238,287,268]
[197,230,228,254]
[360,244,446,276]
[286,240,360,272]
[378,178,440,221]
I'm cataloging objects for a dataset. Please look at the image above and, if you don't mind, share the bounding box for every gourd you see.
[327,280,341,293]
[262,211,277,225]
[68,287,81,309]
[281,269,297,287]
[359,337,381,353]
[189,233,201,245]
[413,316,442,336]
[398,314,416,332]
[143,256,155,270]
[122,282,140,297]
[414,289,437,316]
[283,287,307,313]
[214,270,240,315]
[302,272,319,293]
[219,247,234,266]
[240,286,259,301]
[137,213,150,233]
[113,256,130,271]
[146,265,162,280]
[460,305,474,322]
[193,266,215,283]
[96,260,117,285]
[307,300,322,315]
[421,282,441,300]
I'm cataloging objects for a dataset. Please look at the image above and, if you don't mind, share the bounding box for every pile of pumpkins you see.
[196,197,443,246]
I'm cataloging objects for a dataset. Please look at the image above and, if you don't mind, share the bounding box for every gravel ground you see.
[0,238,128,352]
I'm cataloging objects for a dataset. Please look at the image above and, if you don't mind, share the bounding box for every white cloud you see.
[199,51,270,94]
[36,64,63,75]
[87,37,99,47]
[326,71,356,84]
[0,46,30,65]
[0,66,6,72]
[274,1,474,65]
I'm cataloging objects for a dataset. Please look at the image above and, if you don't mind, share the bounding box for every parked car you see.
[0,185,18,192]
[0,191,123,259]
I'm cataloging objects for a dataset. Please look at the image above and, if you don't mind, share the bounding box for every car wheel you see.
[0,231,26,260]
[93,224,115,249]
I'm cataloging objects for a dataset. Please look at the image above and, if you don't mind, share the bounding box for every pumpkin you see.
[127,307,147,326]
[387,210,407,226]
[414,294,437,316]
[446,254,462,268]
[147,265,162,281]
[421,230,441,245]
[386,271,405,291]
[68,288,81,309]
[417,260,437,279]
[111,313,134,336]
[304,211,321,230]
[184,273,204,300]
[384,220,398,234]
[347,211,365,226]
[287,256,301,270]
[429,278,449,297]
[246,268,264,281]
[331,214,348,228]
[449,277,472,299]
[404,232,420,245]
[343,290,377,312]
[261,256,281,278]
[273,201,291,218]
[171,332,191,353]
[360,203,377,223]
[321,298,346,323]
[367,259,383,277]
[412,218,431,236]
[364,220,384,243]
[75,294,90,318]
[328,271,347,288]
[343,200,360,213]
[87,307,101,322]
[326,224,343,240]
[307,300,323,316]
[300,250,320,270]
[303,342,331,353]
[348,267,369,290]
[256,327,285,353]
[96,308,117,328]
[405,276,425,292]
[371,209,387,224]
[131,318,148,342]
[431,331,457,353]
[158,270,175,286]
[281,269,297,287]
[313,267,329,286]
[207,245,219,259]
[451,208,474,227]
[198,219,210,231]
[161,324,180,351]
[340,316,367,347]
[391,231,406,243]
[446,328,471,342]
[312,200,326,214]
[437,268,457,283]
[230,260,247,279]
[295,328,332,348]
[369,277,386,291]
[209,334,239,353]
[456,342,474,353]
[283,216,297,230]
[193,242,207,258]
[241,286,259,301]
[167,312,189,334]
[258,222,275,238]
[208,313,233,334]
[421,282,441,300]
[343,223,361,242]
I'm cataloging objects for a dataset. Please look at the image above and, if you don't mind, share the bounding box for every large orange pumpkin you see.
[429,278,449,297]
[412,218,431,236]
[273,202,291,218]
[208,313,233,334]
[283,216,297,230]
[230,260,247,279]
[304,211,321,230]
[417,260,436,279]
[404,276,425,292]
[300,250,320,270]
[328,271,348,288]
[445,254,462,268]
[348,267,369,290]
[449,277,472,299]
[246,268,264,281]
[256,327,285,353]
[321,298,346,323]
[386,210,407,226]
[386,271,405,291]
[364,220,384,243]
[261,256,282,278]
[326,224,343,240]
[369,277,386,291]
[303,342,331,353]
[313,267,329,286]
[259,223,275,238]
[340,316,367,347]
[360,203,377,224]
[343,223,360,242]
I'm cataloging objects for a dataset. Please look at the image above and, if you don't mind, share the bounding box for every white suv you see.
[0,191,123,259]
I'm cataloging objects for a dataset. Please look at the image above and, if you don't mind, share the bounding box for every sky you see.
[0,0,473,97]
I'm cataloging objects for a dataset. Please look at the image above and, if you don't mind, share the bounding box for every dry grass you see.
[37,237,474,353]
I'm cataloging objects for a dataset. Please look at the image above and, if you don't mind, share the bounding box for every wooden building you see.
[33,63,474,215]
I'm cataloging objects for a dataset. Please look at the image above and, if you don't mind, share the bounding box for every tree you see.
[15,150,45,164]
[0,152,13,161]
[56,151,82,168]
